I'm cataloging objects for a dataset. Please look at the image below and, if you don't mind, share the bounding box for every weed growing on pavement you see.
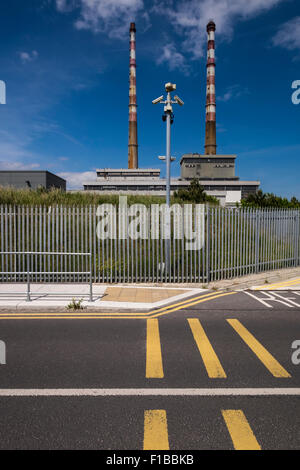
[66,298,85,310]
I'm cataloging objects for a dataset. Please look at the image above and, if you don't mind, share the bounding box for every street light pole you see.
[165,91,171,208]
[152,83,184,278]
[152,83,184,207]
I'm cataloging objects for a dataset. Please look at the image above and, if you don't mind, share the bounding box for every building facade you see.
[0,171,66,191]
[83,167,259,205]
[180,154,237,180]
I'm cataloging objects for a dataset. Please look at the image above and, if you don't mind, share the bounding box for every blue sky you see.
[0,0,299,196]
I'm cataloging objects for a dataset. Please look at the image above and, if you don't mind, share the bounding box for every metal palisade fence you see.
[0,205,299,283]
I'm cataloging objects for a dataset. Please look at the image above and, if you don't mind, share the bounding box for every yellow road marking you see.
[144,410,169,450]
[0,291,237,320]
[0,311,146,317]
[222,410,261,450]
[188,318,226,378]
[146,319,164,378]
[0,291,226,318]
[255,278,300,290]
[0,316,150,320]
[152,291,236,318]
[227,319,291,378]
[267,279,300,290]
[150,291,227,314]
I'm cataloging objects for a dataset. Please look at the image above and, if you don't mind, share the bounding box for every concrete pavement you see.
[0,283,202,313]
[208,266,300,291]
[0,266,299,314]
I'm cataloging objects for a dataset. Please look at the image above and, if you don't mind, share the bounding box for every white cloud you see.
[216,123,226,133]
[0,131,41,171]
[161,0,287,58]
[56,0,144,39]
[58,171,96,189]
[156,43,190,74]
[55,0,78,12]
[0,161,40,170]
[272,16,300,51]
[19,50,38,64]
[0,132,37,161]
[218,84,249,102]
[55,0,288,65]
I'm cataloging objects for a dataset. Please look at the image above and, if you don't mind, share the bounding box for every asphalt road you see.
[0,290,299,450]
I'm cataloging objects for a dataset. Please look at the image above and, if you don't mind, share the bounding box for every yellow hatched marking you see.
[144,410,169,450]
[146,319,164,378]
[188,318,226,378]
[227,319,291,378]
[222,410,261,450]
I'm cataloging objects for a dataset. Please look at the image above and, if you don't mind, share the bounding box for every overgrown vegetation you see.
[0,186,166,206]
[1,185,298,209]
[0,183,219,206]
[240,190,300,209]
[173,179,219,205]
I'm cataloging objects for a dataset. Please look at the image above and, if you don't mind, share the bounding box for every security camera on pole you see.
[152,82,184,207]
[152,83,184,277]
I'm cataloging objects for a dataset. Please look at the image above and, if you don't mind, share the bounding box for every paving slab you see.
[0,283,201,313]
[102,286,190,303]
[0,266,299,313]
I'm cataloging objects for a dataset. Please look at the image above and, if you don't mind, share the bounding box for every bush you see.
[173,179,219,205]
[240,190,300,209]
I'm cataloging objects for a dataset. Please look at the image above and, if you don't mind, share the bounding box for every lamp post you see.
[152,83,184,207]
[152,83,184,278]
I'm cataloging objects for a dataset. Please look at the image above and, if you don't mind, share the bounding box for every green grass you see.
[0,186,218,207]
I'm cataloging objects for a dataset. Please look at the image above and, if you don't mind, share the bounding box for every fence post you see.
[26,252,31,302]
[294,211,299,267]
[89,254,93,302]
[255,211,260,273]
[206,207,211,284]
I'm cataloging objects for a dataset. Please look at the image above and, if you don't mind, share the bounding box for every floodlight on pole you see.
[152,83,183,207]
[152,83,183,279]
[158,155,176,161]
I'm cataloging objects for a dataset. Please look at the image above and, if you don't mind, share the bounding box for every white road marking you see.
[0,388,299,396]
[244,291,299,308]
[272,292,300,308]
[244,291,272,307]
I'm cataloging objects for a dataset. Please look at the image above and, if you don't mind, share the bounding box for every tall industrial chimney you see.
[128,22,138,169]
[204,20,217,155]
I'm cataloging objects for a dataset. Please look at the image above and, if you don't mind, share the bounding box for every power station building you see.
[83,21,260,205]
[0,170,66,191]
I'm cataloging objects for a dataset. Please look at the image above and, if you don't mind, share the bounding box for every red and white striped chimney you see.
[128,22,138,169]
[204,20,217,155]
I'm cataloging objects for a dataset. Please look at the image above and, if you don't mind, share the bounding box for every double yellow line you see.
[0,290,236,320]
[149,290,236,318]
[255,277,300,291]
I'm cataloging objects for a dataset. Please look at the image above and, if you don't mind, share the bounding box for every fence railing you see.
[0,205,299,283]
[0,251,93,301]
